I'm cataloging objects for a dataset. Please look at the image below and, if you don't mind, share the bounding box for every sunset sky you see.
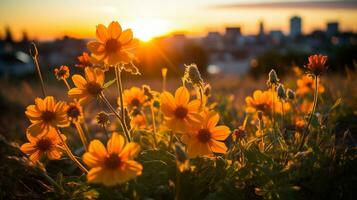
[0,0,356,41]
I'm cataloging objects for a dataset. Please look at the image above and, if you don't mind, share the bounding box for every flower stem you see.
[99,93,131,142]
[150,104,158,148]
[74,122,88,152]
[299,75,319,151]
[55,129,88,173]
[281,100,285,132]
[63,79,71,91]
[30,42,46,97]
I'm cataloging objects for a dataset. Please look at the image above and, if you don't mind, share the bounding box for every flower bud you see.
[277,84,286,100]
[184,64,203,87]
[142,85,154,101]
[203,84,211,97]
[267,69,279,87]
[286,89,295,100]
[29,42,38,58]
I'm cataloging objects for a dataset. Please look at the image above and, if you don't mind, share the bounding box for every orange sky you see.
[0,0,356,41]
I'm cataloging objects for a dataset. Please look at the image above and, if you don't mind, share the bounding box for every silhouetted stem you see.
[74,122,88,152]
[299,75,318,151]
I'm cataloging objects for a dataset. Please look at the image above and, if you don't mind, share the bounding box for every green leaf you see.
[103,78,117,89]
[330,97,342,111]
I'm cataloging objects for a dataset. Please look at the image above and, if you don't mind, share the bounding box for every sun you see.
[130,19,171,42]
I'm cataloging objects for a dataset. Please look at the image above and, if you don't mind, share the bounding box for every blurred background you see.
[0,0,357,139]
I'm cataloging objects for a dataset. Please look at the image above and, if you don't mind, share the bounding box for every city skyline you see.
[1,0,357,41]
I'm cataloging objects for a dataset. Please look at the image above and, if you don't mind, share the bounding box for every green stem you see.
[55,129,88,173]
[299,75,319,151]
[150,104,158,148]
[99,93,131,142]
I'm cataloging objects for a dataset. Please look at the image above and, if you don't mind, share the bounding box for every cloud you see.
[212,1,357,10]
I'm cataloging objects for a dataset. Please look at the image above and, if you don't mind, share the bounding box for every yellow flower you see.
[130,114,147,129]
[160,86,203,132]
[122,87,147,109]
[54,65,70,80]
[181,111,230,158]
[296,75,325,96]
[25,96,69,136]
[20,130,66,162]
[68,67,104,105]
[83,133,142,186]
[306,54,328,76]
[245,90,273,116]
[66,102,84,123]
[87,21,139,66]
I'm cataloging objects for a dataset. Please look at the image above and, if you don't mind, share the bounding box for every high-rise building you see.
[258,20,265,40]
[290,16,302,38]
[327,22,339,36]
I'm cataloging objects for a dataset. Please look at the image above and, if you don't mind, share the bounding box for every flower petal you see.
[87,41,105,54]
[107,132,125,154]
[209,140,227,154]
[119,29,133,44]
[108,21,122,39]
[72,75,87,88]
[210,126,230,140]
[119,143,140,160]
[96,24,108,42]
[175,87,189,105]
[88,140,108,159]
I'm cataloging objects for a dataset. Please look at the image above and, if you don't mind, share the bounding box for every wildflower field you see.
[1,21,357,200]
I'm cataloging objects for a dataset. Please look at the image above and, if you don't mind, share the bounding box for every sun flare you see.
[129,19,171,42]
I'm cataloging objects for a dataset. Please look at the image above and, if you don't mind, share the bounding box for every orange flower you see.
[245,90,273,116]
[306,54,328,76]
[82,133,142,186]
[20,130,66,162]
[296,75,325,96]
[54,65,70,80]
[122,87,147,109]
[25,96,69,136]
[160,87,203,132]
[181,111,230,158]
[130,114,147,129]
[87,21,139,66]
[68,67,104,105]
[66,102,84,123]
[245,90,290,116]
[75,52,92,68]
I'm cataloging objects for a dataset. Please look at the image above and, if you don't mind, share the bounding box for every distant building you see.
[327,22,339,36]
[224,27,241,46]
[270,30,284,44]
[290,16,302,38]
[258,20,265,41]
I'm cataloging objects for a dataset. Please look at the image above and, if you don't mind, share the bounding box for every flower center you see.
[105,39,121,53]
[197,129,211,143]
[131,98,141,107]
[255,103,269,114]
[36,138,53,151]
[41,111,56,123]
[67,106,80,119]
[86,82,102,96]
[104,154,122,169]
[174,106,188,119]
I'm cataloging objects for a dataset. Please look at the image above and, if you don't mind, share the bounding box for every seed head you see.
[96,111,110,127]
[54,65,70,80]
[267,69,279,87]
[184,64,203,88]
[142,85,154,101]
